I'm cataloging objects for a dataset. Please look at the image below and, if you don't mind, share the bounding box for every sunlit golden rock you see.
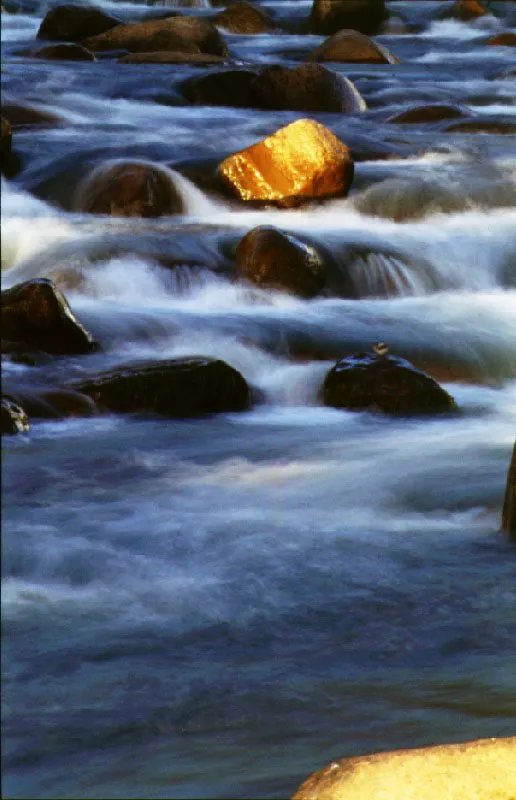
[291,737,516,800]
[218,119,353,206]
[502,441,516,540]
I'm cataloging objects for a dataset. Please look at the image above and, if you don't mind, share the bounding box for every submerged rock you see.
[214,2,275,34]
[251,63,366,113]
[37,5,121,41]
[309,0,388,36]
[74,160,184,217]
[4,385,97,420]
[485,32,516,47]
[218,118,354,206]
[83,16,229,56]
[353,178,467,222]
[236,226,326,297]
[182,69,259,106]
[1,102,63,127]
[1,396,30,435]
[32,43,96,61]
[502,441,516,541]
[72,357,251,417]
[1,279,98,356]
[445,0,489,21]
[307,29,398,64]
[445,120,516,134]
[388,104,470,124]
[119,51,226,65]
[291,737,516,800]
[323,350,457,415]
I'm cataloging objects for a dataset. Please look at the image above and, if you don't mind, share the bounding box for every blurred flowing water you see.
[2,0,516,797]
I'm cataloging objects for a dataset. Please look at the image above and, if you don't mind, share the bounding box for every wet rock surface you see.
[214,2,275,34]
[307,29,398,64]
[309,0,388,35]
[31,43,96,61]
[1,396,30,435]
[250,63,366,113]
[502,441,516,541]
[37,5,121,42]
[83,16,229,56]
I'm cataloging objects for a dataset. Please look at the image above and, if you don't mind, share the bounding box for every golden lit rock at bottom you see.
[291,737,516,800]
[218,118,353,205]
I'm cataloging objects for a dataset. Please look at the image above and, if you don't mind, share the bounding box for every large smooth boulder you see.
[502,441,516,541]
[37,5,121,41]
[388,104,470,124]
[83,16,229,56]
[182,69,259,106]
[251,63,366,113]
[1,396,30,435]
[72,357,251,417]
[218,118,354,206]
[214,1,275,34]
[74,160,184,217]
[1,279,97,356]
[119,51,226,65]
[291,737,516,800]
[445,0,489,21]
[236,226,325,297]
[323,350,457,415]
[307,29,398,64]
[309,0,388,36]
[32,43,96,61]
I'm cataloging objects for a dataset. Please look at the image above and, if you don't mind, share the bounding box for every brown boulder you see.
[74,160,184,217]
[83,16,229,56]
[388,104,470,124]
[291,737,516,800]
[119,51,226,65]
[446,0,489,21]
[72,357,251,417]
[1,396,30,435]
[214,1,275,34]
[236,226,326,297]
[251,64,366,113]
[502,441,516,541]
[182,69,259,106]
[309,0,388,36]
[218,118,354,206]
[32,43,96,61]
[1,279,97,356]
[486,32,516,46]
[323,350,457,415]
[307,29,398,64]
[37,5,121,41]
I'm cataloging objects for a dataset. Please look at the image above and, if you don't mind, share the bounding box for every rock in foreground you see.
[291,737,516,800]
[219,119,354,206]
[502,440,516,541]
[1,279,97,356]
[72,357,251,417]
[323,351,457,415]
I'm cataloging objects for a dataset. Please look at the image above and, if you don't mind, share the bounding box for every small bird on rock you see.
[373,342,389,356]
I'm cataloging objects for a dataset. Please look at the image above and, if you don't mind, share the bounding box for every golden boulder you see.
[218,118,353,206]
[291,737,516,800]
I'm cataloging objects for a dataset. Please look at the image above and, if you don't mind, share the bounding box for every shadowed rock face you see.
[37,5,121,42]
[218,118,354,206]
[32,44,96,61]
[1,396,30,435]
[236,226,326,297]
[83,16,229,56]
[307,29,398,64]
[214,1,276,34]
[72,357,251,417]
[251,64,366,113]
[291,737,516,800]
[1,115,12,159]
[182,69,260,106]
[309,0,388,36]
[323,352,457,415]
[502,441,516,540]
[1,279,98,356]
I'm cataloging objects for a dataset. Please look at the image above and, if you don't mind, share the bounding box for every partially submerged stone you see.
[218,118,354,206]
[446,0,489,21]
[1,102,63,127]
[323,350,457,415]
[74,160,184,217]
[1,279,97,356]
[291,737,516,800]
[251,63,366,113]
[119,51,226,65]
[214,1,275,34]
[307,29,398,64]
[182,69,259,106]
[37,4,121,41]
[445,120,516,134]
[1,396,30,435]
[309,0,388,36]
[83,16,228,56]
[72,357,251,417]
[486,32,516,46]
[502,441,516,541]
[388,104,469,124]
[32,43,96,61]
[236,225,325,297]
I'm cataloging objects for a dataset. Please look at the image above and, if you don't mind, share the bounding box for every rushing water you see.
[2,1,516,798]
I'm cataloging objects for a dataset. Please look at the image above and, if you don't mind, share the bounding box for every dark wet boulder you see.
[309,0,388,35]
[31,43,96,61]
[72,357,251,417]
[1,102,64,127]
[444,0,489,21]
[1,396,30,435]
[236,226,326,297]
[74,160,184,217]
[307,29,398,64]
[182,69,259,106]
[1,114,12,160]
[119,51,226,65]
[214,1,275,34]
[502,441,516,541]
[4,384,97,420]
[445,120,516,134]
[37,5,121,41]
[388,104,470,124]
[323,351,457,415]
[1,279,98,356]
[83,16,229,56]
[251,63,366,113]
[219,118,354,206]
[486,32,516,46]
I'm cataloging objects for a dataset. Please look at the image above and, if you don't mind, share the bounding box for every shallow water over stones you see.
[2,0,516,798]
